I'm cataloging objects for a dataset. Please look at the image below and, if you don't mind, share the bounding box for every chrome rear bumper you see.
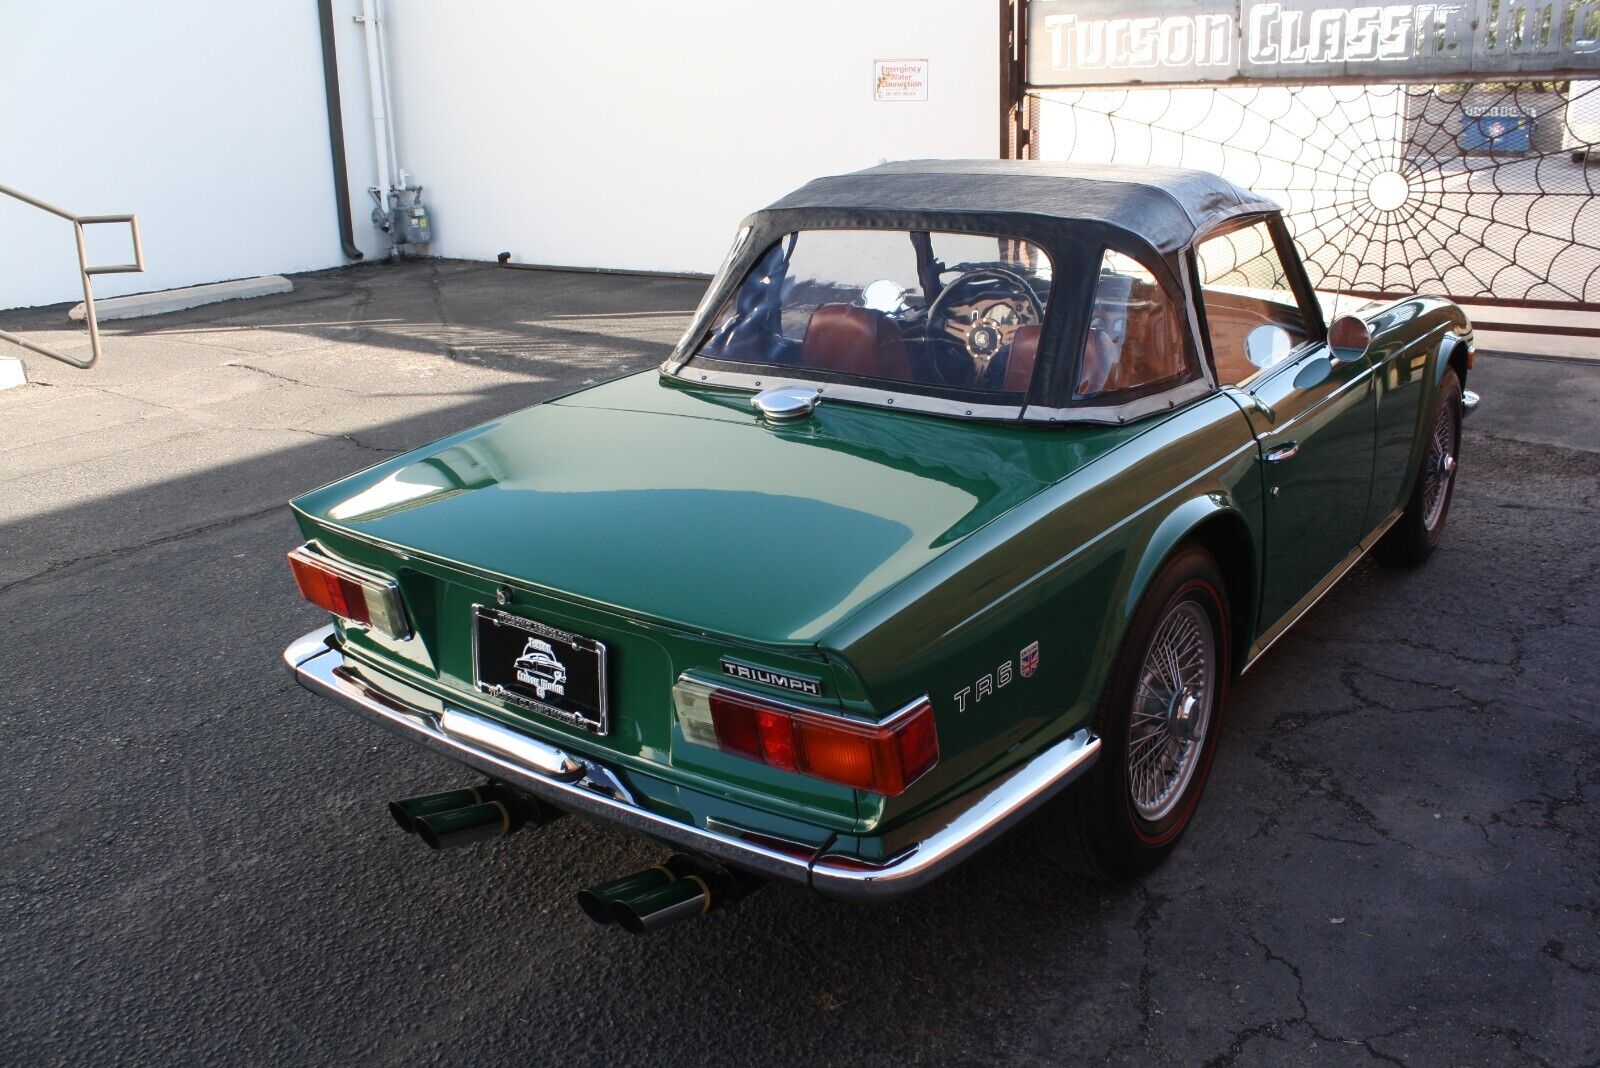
[284,626,1100,902]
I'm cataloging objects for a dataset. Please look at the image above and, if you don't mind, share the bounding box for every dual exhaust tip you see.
[388,783,561,849]
[388,783,759,933]
[577,853,756,935]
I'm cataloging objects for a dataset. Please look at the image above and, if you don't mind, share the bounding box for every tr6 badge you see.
[953,640,1040,713]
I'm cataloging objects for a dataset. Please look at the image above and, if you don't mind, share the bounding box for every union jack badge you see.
[1020,641,1040,678]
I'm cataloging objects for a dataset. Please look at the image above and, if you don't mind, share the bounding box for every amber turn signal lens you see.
[700,689,938,796]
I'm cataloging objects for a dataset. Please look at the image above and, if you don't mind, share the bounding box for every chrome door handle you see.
[1263,441,1300,463]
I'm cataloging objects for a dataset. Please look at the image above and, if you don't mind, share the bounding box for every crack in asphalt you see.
[225,361,369,396]
[37,378,403,457]
[1099,882,1174,1064]
[0,502,284,597]
[1542,938,1600,979]
[1467,1023,1564,1068]
[1201,933,1410,1067]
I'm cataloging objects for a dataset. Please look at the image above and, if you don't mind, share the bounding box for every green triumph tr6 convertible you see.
[283,161,1478,933]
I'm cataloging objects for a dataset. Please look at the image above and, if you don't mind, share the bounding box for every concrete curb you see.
[0,355,26,390]
[69,275,293,322]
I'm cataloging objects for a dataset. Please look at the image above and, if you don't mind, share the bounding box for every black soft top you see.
[760,160,1278,254]
[664,161,1299,424]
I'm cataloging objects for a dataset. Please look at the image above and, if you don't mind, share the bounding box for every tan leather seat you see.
[1100,300,1187,393]
[1077,327,1118,397]
[1001,325,1041,392]
[802,304,912,381]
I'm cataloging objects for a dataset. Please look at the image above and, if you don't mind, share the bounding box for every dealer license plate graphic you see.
[473,606,608,734]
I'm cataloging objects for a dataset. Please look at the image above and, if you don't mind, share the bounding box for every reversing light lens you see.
[287,545,409,639]
[677,682,937,796]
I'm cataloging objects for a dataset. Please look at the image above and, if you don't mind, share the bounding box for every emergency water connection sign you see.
[875,59,930,100]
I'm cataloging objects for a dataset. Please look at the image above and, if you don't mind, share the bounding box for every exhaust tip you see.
[576,856,759,934]
[609,873,721,935]
[415,818,445,850]
[388,784,506,836]
[414,799,525,850]
[610,902,647,935]
[575,889,616,925]
[574,862,686,926]
[388,800,418,834]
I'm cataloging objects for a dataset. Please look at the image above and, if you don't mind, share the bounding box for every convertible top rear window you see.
[689,229,1053,396]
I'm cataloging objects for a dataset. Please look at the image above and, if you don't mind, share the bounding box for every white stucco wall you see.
[377,0,999,273]
[0,2,352,310]
[2,1,998,311]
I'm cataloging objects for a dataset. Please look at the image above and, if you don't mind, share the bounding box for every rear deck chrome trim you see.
[285,626,1100,902]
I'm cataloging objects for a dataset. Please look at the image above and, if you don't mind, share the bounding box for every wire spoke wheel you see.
[1421,397,1458,532]
[1126,600,1216,823]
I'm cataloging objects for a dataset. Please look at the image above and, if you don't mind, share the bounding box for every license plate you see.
[472,605,608,734]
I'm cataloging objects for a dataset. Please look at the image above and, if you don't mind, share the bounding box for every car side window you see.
[1194,220,1312,386]
[1075,249,1192,400]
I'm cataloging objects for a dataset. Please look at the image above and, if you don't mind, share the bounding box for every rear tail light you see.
[673,679,937,796]
[287,544,410,639]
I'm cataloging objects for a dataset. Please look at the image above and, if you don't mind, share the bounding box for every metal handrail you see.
[0,181,144,369]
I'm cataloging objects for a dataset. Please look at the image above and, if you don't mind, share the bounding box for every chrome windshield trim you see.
[669,364,1217,426]
[285,627,1100,902]
[667,367,1025,421]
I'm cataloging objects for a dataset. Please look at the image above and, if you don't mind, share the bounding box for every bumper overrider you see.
[284,626,1100,902]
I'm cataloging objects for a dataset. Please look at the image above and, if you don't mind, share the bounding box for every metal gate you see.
[1007,1,1600,341]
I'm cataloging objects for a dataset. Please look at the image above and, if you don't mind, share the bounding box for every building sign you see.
[1027,0,1600,86]
[1459,109,1535,150]
[875,59,929,100]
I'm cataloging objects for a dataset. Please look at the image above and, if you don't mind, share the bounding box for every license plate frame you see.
[472,605,608,735]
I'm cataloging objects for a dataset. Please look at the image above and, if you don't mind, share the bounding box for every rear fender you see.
[1119,494,1259,676]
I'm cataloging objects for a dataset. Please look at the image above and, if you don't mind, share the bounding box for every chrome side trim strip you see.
[1241,507,1403,674]
[284,626,1100,902]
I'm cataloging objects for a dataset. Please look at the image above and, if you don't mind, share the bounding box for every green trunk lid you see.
[291,371,1137,646]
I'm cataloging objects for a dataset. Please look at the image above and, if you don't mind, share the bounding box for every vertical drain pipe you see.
[372,0,403,189]
[359,0,395,241]
[317,0,363,260]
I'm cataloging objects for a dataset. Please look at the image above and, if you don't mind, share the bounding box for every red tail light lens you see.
[677,681,937,796]
[287,545,410,639]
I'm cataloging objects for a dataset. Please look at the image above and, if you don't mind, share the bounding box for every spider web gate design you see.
[1026,83,1600,337]
[1004,2,1600,342]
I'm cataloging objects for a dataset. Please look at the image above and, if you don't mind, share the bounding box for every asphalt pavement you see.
[1,260,1596,1066]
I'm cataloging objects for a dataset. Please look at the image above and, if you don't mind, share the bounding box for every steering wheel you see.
[923,267,1045,386]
